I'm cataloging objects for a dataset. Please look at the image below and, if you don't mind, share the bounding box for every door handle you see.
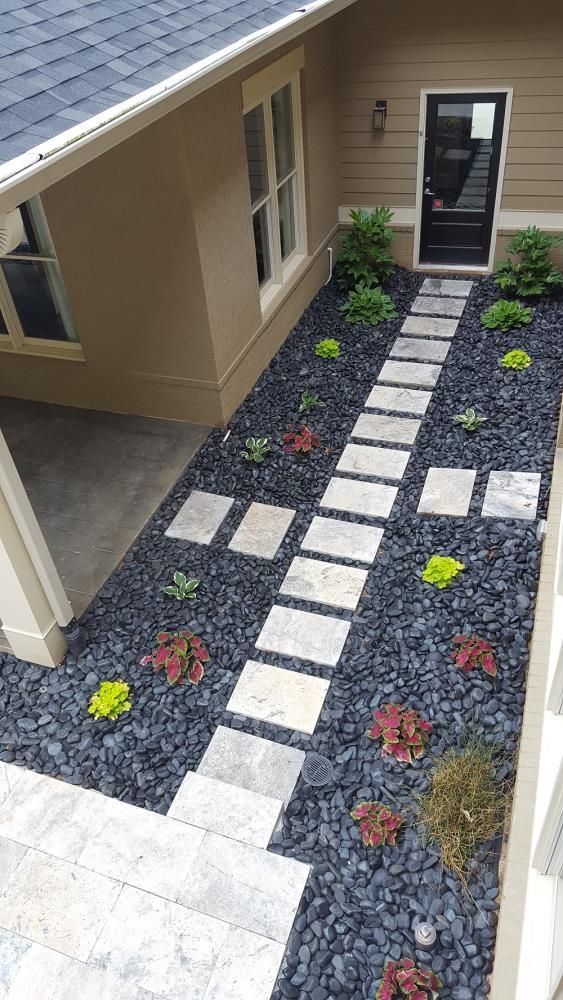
[424,188,435,195]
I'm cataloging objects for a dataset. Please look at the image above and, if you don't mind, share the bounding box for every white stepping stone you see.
[256,605,350,667]
[279,555,367,610]
[336,443,410,480]
[379,360,441,389]
[168,771,282,849]
[227,659,330,734]
[420,278,473,297]
[352,412,420,445]
[390,337,450,363]
[401,315,458,339]
[411,295,465,318]
[320,477,397,519]
[417,467,477,517]
[365,384,432,416]
[197,726,304,807]
[165,490,234,544]
[204,926,285,1000]
[228,502,295,559]
[481,470,541,520]
[301,516,384,564]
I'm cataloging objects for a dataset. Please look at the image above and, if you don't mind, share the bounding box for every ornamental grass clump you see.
[422,555,465,589]
[140,629,209,686]
[88,680,131,721]
[368,704,432,764]
[340,284,397,325]
[376,958,442,1000]
[315,338,340,359]
[452,634,497,677]
[350,801,404,848]
[283,425,320,456]
[500,349,532,371]
[481,299,533,331]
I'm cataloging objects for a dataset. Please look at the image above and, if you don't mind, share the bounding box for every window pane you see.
[1,258,74,342]
[252,204,271,286]
[551,879,563,996]
[434,102,494,210]
[244,105,269,208]
[0,307,8,335]
[278,178,296,261]
[272,84,295,183]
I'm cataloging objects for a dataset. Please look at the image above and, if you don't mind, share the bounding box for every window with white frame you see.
[535,761,563,998]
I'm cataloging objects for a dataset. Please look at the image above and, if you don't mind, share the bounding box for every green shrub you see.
[481,299,533,331]
[495,226,563,297]
[338,207,395,289]
[422,555,465,589]
[500,349,532,371]
[340,284,397,325]
[88,680,131,721]
[452,407,487,432]
[315,338,341,359]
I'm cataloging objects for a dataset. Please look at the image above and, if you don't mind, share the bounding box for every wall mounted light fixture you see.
[372,100,387,130]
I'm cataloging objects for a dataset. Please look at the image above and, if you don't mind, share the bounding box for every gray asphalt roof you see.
[0,0,306,166]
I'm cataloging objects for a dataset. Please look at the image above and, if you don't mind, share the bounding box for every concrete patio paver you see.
[336,442,410,479]
[365,384,432,415]
[351,413,420,445]
[379,360,442,389]
[300,516,384,563]
[390,337,450,363]
[279,555,367,610]
[167,771,283,849]
[420,277,473,297]
[401,315,459,339]
[411,295,466,317]
[256,604,351,666]
[226,659,330,734]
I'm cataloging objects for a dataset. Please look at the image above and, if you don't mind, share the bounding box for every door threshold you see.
[415,263,489,275]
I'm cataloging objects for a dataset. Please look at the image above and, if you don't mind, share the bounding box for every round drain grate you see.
[302,752,334,787]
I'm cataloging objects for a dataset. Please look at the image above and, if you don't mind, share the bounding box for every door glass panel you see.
[278,178,296,261]
[434,102,494,211]
[252,205,271,286]
[244,105,269,208]
[271,84,295,183]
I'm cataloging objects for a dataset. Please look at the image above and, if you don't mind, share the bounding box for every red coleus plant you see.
[140,630,209,685]
[368,703,432,764]
[376,958,442,1000]
[350,801,404,848]
[283,424,320,456]
[451,634,496,677]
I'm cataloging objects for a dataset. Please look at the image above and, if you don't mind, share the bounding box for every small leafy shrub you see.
[495,226,563,298]
[88,680,131,721]
[283,425,320,456]
[422,555,465,589]
[452,407,487,432]
[241,436,270,462]
[315,338,340,359]
[340,284,397,325]
[140,630,209,685]
[162,571,199,601]
[368,704,432,764]
[452,634,496,677]
[299,390,324,414]
[500,349,532,371]
[339,206,395,289]
[481,299,532,331]
[376,959,442,1000]
[350,801,404,848]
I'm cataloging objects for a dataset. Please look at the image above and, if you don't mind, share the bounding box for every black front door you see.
[420,93,507,266]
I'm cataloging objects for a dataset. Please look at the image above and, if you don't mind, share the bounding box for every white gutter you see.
[0,0,357,212]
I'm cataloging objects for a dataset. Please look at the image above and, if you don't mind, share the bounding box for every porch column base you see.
[2,619,67,668]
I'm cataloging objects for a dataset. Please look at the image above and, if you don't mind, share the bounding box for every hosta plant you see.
[340,284,397,325]
[350,801,404,848]
[283,425,320,456]
[495,226,563,298]
[422,555,465,589]
[241,436,270,462]
[140,630,209,686]
[481,299,533,331]
[88,680,131,721]
[452,634,497,677]
[299,390,324,414]
[338,206,395,289]
[376,958,442,1000]
[500,349,532,371]
[368,703,433,764]
[315,338,341,359]
[162,571,199,601]
[452,407,487,432]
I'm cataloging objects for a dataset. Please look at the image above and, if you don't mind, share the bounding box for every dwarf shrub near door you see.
[500,349,532,371]
[481,299,533,331]
[338,207,395,289]
[140,630,209,686]
[376,959,442,1000]
[367,703,433,763]
[350,801,404,848]
[340,284,397,325]
[495,226,563,298]
[88,680,132,721]
[422,555,465,589]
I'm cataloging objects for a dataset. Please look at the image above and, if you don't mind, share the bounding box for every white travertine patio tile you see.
[301,516,384,564]
[417,467,477,517]
[0,838,27,895]
[227,660,330,735]
[481,471,541,520]
[256,604,350,667]
[365,384,432,415]
[336,443,410,480]
[167,771,282,849]
[0,765,25,809]
[197,726,304,808]
[5,943,159,1000]
[411,295,465,317]
[320,477,397,519]
[228,502,295,559]
[165,490,234,544]
[177,832,310,943]
[279,555,367,611]
[378,360,441,389]
[0,929,31,998]
[351,413,420,445]
[390,337,450,363]
[420,277,473,297]
[401,315,458,339]
[203,926,284,1000]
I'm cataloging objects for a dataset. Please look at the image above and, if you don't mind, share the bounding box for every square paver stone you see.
[320,477,397,519]
[481,471,541,520]
[411,295,465,317]
[351,413,420,445]
[167,771,283,849]
[378,360,441,389]
[226,660,330,735]
[228,502,295,559]
[301,516,384,564]
[336,443,410,480]
[279,555,367,610]
[365,384,432,415]
[420,277,473,297]
[256,604,351,667]
[401,315,459,339]
[417,467,477,517]
[390,337,450,363]
[165,490,234,544]
[197,726,304,808]
[203,926,285,1000]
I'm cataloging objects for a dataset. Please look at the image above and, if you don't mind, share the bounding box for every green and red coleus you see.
[451,634,496,677]
[350,801,404,848]
[282,424,320,456]
[368,703,432,764]
[376,958,442,1000]
[140,630,209,685]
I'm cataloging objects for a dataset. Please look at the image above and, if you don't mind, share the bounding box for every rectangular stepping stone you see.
[197,726,304,807]
[228,501,295,559]
[301,516,384,564]
[279,555,367,610]
[481,470,541,520]
[168,771,283,849]
[420,277,473,297]
[390,337,450,363]
[379,360,441,389]
[417,467,477,517]
[226,659,330,734]
[401,315,458,339]
[165,490,234,544]
[351,412,420,445]
[365,384,432,415]
[204,926,285,1000]
[320,477,397,519]
[411,295,465,318]
[256,605,350,667]
[336,443,410,480]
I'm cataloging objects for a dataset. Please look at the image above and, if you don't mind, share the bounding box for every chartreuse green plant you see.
[481,299,532,331]
[340,284,397,325]
[368,704,432,764]
[241,436,270,462]
[88,680,131,721]
[495,225,563,298]
[162,571,199,601]
[315,338,341,359]
[422,555,465,589]
[500,349,532,371]
[376,959,442,1000]
[350,801,404,848]
[452,407,487,432]
[299,390,324,414]
[338,206,395,289]
[140,630,209,686]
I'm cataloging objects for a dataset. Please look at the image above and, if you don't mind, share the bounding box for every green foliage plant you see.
[500,349,532,371]
[422,555,465,590]
[339,207,395,289]
[350,801,404,848]
[299,390,324,414]
[241,436,270,462]
[376,959,442,1000]
[452,407,487,432]
[162,571,199,601]
[495,226,563,297]
[88,680,131,721]
[481,299,533,331]
[315,338,341,359]
[340,284,397,325]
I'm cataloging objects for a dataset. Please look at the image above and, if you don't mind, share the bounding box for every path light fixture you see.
[372,100,387,130]
[415,922,437,949]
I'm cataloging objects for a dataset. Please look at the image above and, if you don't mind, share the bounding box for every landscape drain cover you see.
[302,752,334,787]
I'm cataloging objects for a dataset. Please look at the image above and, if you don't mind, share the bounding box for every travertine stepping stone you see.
[417,467,477,517]
[390,337,450,363]
[165,490,234,544]
[320,477,397,519]
[279,555,367,610]
[411,295,465,318]
[301,516,384,564]
[197,726,304,807]
[204,926,285,1000]
[168,771,283,848]
[336,443,410,480]
[401,315,458,339]
[481,471,541,520]
[352,412,420,445]
[256,605,350,667]
[228,502,295,559]
[420,278,473,297]
[379,360,441,389]
[227,660,330,734]
[365,384,432,415]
